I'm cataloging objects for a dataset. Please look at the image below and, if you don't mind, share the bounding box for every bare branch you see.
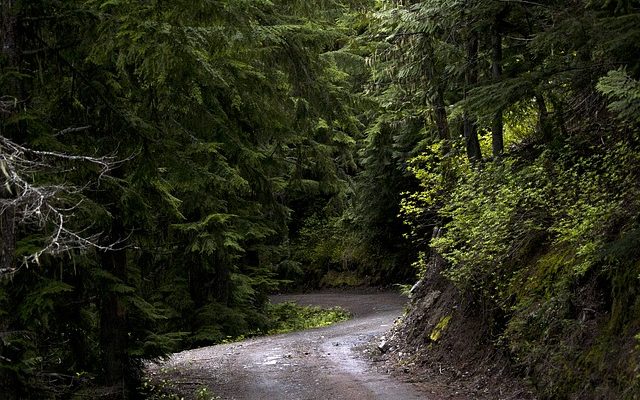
[0,135,117,174]
[497,0,545,6]
[0,134,128,276]
[55,125,92,136]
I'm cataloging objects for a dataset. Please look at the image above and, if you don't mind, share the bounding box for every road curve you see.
[147,291,429,400]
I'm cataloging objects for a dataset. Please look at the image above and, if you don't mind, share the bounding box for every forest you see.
[1,0,639,399]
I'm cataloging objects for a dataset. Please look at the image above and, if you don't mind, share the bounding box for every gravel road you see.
[147,290,430,399]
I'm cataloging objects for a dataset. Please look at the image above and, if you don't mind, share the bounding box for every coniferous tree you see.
[0,0,371,397]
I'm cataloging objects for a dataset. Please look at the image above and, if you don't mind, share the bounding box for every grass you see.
[265,301,351,335]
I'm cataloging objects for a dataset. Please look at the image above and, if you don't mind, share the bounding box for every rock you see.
[378,340,390,353]
[420,290,441,311]
[410,279,423,296]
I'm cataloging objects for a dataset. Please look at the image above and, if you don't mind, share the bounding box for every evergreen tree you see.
[0,0,371,397]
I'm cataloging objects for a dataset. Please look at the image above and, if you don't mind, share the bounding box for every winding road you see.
[147,290,430,399]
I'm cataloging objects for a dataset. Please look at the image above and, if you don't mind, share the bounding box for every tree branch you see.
[0,134,129,276]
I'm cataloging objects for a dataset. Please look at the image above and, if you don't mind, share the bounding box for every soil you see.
[146,289,534,400]
[370,246,537,400]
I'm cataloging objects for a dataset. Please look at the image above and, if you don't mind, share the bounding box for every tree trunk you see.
[0,3,20,396]
[0,211,17,397]
[491,20,504,158]
[535,93,552,141]
[464,31,482,162]
[423,40,450,157]
[69,271,91,372]
[551,96,569,137]
[0,202,15,274]
[99,222,129,398]
[213,252,231,304]
[433,88,450,148]
[1,0,19,67]
[1,0,19,275]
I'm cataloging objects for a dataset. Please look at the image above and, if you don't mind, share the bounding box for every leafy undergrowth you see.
[264,301,351,335]
[392,134,640,399]
[141,374,220,400]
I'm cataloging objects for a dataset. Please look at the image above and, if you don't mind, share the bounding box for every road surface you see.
[147,290,429,399]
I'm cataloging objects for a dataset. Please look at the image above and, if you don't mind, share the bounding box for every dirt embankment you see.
[371,248,536,400]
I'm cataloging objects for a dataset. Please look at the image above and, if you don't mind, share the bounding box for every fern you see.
[597,68,640,126]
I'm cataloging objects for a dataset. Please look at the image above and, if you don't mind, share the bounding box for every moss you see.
[515,245,576,299]
[607,260,640,334]
[502,246,640,399]
[429,315,452,342]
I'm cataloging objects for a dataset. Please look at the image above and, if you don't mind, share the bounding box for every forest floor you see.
[146,290,523,399]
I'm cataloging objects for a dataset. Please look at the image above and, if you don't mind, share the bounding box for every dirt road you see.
[147,290,430,399]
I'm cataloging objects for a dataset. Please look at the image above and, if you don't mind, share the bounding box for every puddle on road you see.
[261,355,280,365]
[261,351,296,366]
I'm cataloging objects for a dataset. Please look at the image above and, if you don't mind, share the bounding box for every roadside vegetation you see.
[365,1,640,399]
[265,302,351,335]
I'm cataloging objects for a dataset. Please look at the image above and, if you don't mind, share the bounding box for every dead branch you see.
[0,134,128,276]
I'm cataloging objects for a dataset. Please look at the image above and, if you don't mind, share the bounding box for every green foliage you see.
[264,302,351,335]
[408,136,640,397]
[320,270,368,288]
[290,214,353,285]
[1,0,370,397]
[597,68,640,127]
[3,0,640,398]
[370,1,640,398]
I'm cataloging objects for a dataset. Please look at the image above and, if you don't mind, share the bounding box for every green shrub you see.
[265,301,351,335]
